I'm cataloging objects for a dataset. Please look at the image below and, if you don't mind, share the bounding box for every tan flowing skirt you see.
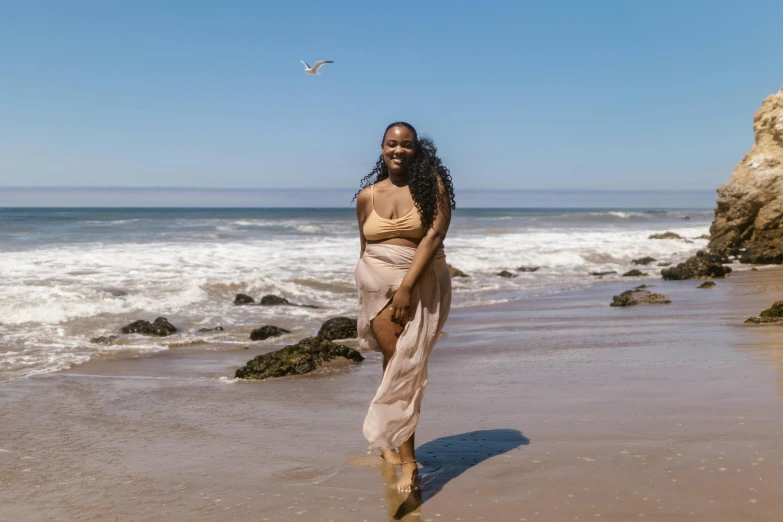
[355,244,452,451]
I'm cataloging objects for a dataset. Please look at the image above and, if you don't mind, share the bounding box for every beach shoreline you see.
[3,267,783,521]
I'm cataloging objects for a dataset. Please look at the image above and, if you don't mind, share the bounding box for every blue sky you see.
[1,0,782,191]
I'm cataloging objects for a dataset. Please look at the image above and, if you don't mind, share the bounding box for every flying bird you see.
[301,60,334,75]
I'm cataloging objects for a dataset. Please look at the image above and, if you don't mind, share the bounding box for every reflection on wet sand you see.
[384,429,529,520]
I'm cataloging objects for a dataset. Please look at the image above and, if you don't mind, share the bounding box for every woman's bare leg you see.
[371,304,419,491]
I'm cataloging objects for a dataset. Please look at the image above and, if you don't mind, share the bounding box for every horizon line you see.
[0,186,717,193]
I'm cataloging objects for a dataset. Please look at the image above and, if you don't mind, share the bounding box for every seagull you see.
[301,60,334,75]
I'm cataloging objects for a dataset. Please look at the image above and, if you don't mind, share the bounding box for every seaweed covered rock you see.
[516,266,540,272]
[590,270,617,276]
[234,293,255,305]
[661,250,732,280]
[708,89,783,264]
[697,281,716,289]
[447,264,469,278]
[235,336,364,380]
[497,270,515,278]
[121,317,177,336]
[649,232,683,240]
[317,317,357,340]
[260,294,290,306]
[250,325,290,341]
[744,301,783,324]
[610,289,671,307]
[632,256,657,265]
[622,269,647,277]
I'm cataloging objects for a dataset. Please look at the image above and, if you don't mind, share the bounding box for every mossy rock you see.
[745,301,783,324]
[250,325,290,341]
[235,337,364,380]
[90,335,119,345]
[631,256,656,265]
[610,289,671,307]
[697,281,716,289]
[497,270,515,278]
[317,317,357,340]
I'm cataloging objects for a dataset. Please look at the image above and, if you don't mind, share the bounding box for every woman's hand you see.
[389,285,413,327]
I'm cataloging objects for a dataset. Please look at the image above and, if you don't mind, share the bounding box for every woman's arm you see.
[356,187,370,257]
[390,181,452,326]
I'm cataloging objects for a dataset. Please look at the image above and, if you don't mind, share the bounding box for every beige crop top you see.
[363,185,427,241]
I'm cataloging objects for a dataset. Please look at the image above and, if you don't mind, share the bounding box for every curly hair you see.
[354,122,456,231]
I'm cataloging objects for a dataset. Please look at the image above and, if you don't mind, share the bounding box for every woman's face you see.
[382,125,416,176]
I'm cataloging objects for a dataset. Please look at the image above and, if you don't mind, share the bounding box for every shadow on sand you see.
[382,428,530,520]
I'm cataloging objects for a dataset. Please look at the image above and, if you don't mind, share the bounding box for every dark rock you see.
[744,301,783,324]
[250,325,290,341]
[610,289,672,307]
[100,288,129,297]
[697,281,716,289]
[752,267,759,271]
[260,294,290,306]
[233,293,255,305]
[121,317,177,336]
[657,262,672,267]
[649,232,684,240]
[681,215,691,220]
[497,270,516,278]
[447,264,469,278]
[297,304,320,309]
[634,284,649,290]
[90,335,119,345]
[317,317,358,340]
[631,256,657,265]
[661,250,732,280]
[516,266,540,272]
[235,336,364,380]
[622,269,647,277]
[590,271,617,276]
[198,326,225,333]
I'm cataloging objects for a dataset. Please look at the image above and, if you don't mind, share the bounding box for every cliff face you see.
[709,89,783,263]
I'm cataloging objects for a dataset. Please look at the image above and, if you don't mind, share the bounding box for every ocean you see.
[0,206,715,381]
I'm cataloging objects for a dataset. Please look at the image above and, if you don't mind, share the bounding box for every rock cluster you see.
[707,89,783,264]
[235,337,364,380]
[660,251,732,280]
[121,317,177,336]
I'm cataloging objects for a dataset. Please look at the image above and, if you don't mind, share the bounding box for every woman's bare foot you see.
[397,460,420,492]
[379,447,401,465]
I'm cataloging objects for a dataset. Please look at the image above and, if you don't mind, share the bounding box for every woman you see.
[354,122,456,492]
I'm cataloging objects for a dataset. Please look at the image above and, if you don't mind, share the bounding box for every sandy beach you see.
[3,267,783,521]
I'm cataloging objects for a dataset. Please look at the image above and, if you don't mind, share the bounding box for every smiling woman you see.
[354,122,457,492]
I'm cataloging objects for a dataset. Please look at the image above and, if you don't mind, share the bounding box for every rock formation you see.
[235,337,364,380]
[234,293,255,305]
[610,288,671,307]
[744,301,783,324]
[709,89,783,263]
[661,251,732,280]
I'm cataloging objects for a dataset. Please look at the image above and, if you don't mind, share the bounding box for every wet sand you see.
[3,269,783,521]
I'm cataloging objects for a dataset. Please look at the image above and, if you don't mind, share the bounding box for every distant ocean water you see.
[0,204,716,381]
